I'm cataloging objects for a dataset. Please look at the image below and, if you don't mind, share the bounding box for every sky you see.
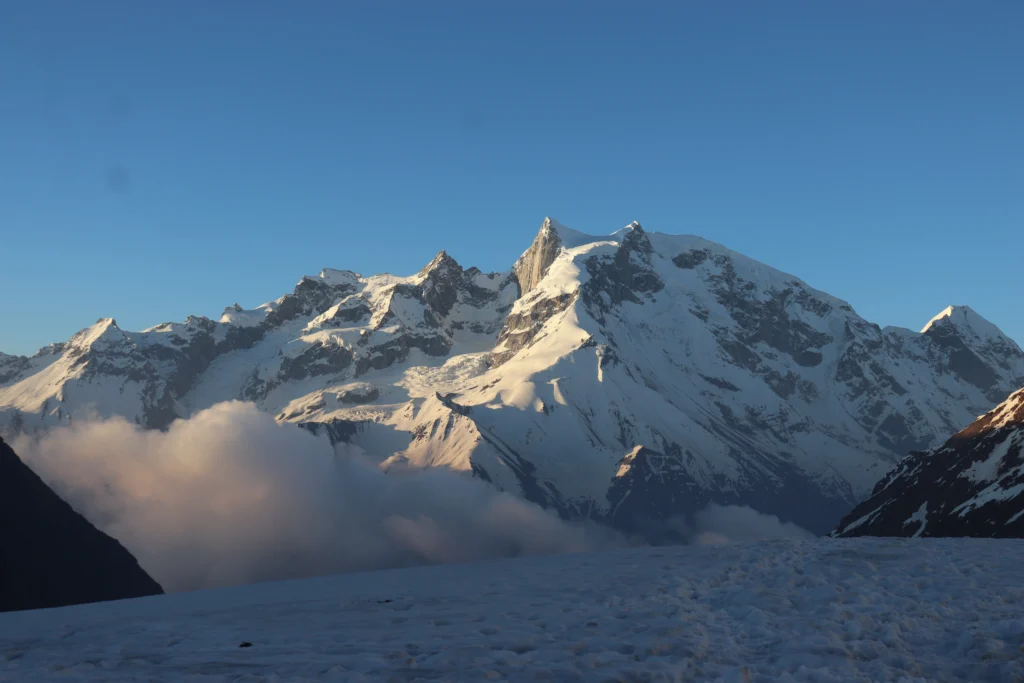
[1,0,1021,355]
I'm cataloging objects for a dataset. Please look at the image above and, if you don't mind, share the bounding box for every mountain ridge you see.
[832,385,1024,538]
[3,219,1022,535]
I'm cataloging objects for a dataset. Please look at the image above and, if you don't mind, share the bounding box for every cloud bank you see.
[690,504,817,544]
[13,402,621,592]
[13,402,816,593]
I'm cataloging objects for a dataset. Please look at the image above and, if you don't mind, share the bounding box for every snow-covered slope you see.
[3,218,1023,535]
[2,538,1023,682]
[833,386,1024,538]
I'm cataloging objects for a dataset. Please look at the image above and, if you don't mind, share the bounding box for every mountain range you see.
[3,218,1023,535]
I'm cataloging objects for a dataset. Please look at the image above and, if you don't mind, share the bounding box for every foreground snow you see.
[3,539,1023,682]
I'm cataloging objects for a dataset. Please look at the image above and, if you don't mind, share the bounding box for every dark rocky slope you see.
[833,387,1024,538]
[0,436,163,612]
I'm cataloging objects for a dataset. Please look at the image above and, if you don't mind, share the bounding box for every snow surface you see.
[904,501,929,537]
[2,539,1023,682]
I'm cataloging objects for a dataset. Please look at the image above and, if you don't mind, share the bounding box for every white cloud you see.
[691,504,816,543]
[14,401,621,592]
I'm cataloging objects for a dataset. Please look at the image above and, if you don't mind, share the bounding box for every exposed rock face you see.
[833,387,1024,538]
[2,218,1022,537]
[513,218,564,295]
[582,223,665,318]
[490,291,578,367]
[0,436,163,612]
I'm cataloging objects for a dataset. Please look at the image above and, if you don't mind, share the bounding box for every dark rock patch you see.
[0,436,163,612]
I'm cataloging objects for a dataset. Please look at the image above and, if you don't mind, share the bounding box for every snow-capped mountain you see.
[3,219,1023,535]
[833,386,1024,538]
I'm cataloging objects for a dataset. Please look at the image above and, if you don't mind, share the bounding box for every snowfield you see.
[3,539,1023,682]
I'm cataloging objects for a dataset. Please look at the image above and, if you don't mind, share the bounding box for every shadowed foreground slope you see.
[1,539,1021,681]
[0,436,163,612]
[833,387,1024,538]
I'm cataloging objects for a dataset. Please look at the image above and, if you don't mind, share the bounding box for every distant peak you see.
[70,317,123,348]
[317,268,361,287]
[610,221,645,239]
[920,305,1016,350]
[921,305,977,334]
[618,220,653,257]
[527,219,568,252]
[420,249,461,275]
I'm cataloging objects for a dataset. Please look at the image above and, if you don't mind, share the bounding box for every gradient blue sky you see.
[1,0,1021,355]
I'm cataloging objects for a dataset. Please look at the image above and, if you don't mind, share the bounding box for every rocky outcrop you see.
[490,291,578,367]
[833,387,1024,538]
[582,222,664,319]
[513,218,563,296]
[0,436,163,612]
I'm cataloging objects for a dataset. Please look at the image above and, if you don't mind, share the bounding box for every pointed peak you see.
[921,305,1017,349]
[514,219,569,296]
[420,249,461,276]
[618,220,653,256]
[610,220,648,242]
[539,217,577,241]
[921,305,980,334]
[70,318,124,348]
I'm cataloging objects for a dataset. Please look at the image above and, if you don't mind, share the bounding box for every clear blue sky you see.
[1,0,1021,355]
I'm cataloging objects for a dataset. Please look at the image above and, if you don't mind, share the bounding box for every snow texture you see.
[1,538,1023,682]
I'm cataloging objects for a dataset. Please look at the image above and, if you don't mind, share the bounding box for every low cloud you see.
[14,402,621,592]
[691,504,816,544]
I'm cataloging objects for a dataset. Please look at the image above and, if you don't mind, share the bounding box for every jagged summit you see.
[318,268,361,287]
[419,249,462,277]
[514,219,566,295]
[613,220,644,235]
[541,216,560,231]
